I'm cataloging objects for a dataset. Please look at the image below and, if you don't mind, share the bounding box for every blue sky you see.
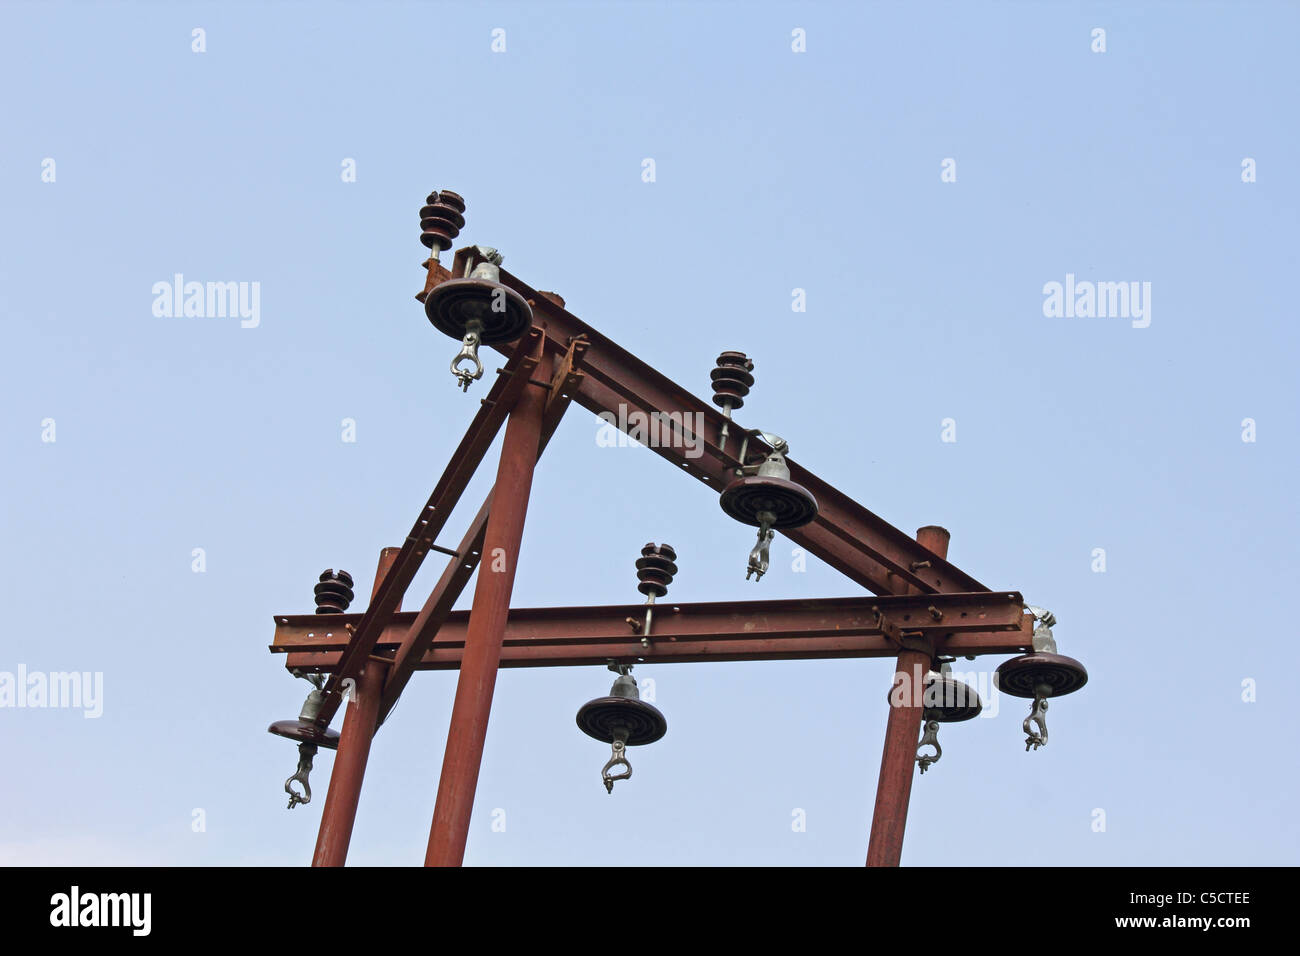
[2,0,1296,865]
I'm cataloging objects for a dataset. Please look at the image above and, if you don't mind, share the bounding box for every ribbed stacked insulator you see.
[420,190,467,251]
[711,351,754,410]
[314,569,355,614]
[634,543,678,597]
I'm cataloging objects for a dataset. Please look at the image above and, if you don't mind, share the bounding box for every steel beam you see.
[866,525,951,867]
[272,591,1032,670]
[308,328,543,728]
[311,548,400,867]
[288,628,1026,670]
[376,334,586,725]
[426,340,552,867]
[424,254,992,597]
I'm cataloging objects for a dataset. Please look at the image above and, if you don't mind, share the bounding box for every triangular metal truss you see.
[267,235,1083,867]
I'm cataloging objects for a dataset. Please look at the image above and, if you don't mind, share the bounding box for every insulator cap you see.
[634,542,678,597]
[429,190,466,213]
[711,351,755,410]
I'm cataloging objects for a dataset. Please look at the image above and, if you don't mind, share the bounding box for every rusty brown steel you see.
[272,591,1031,672]
[311,547,401,867]
[310,328,543,729]
[426,338,554,866]
[278,627,1028,671]
[866,524,951,868]
[435,255,991,597]
[373,334,587,724]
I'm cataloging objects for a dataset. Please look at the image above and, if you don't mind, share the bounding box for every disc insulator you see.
[923,675,983,722]
[711,351,754,410]
[995,653,1089,698]
[576,696,668,746]
[719,475,818,529]
[267,719,341,750]
[424,277,533,344]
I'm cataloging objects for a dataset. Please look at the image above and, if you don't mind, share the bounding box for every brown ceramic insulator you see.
[267,719,342,750]
[995,653,1089,699]
[575,696,668,746]
[634,542,678,597]
[719,475,818,529]
[711,351,755,410]
[921,675,983,722]
[420,190,466,250]
[429,189,466,214]
[420,204,466,231]
[424,277,534,344]
[314,569,355,614]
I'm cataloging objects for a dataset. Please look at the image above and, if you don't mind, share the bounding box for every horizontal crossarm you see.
[273,592,1033,671]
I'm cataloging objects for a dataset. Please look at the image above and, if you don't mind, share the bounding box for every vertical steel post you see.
[425,339,550,867]
[311,547,401,867]
[865,525,949,867]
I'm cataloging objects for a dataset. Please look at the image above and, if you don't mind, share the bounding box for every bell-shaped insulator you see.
[267,719,341,750]
[719,437,817,580]
[995,651,1087,752]
[576,673,668,747]
[922,672,983,723]
[268,685,340,808]
[719,446,818,530]
[910,669,983,774]
[424,260,533,347]
[425,257,534,390]
[994,653,1089,700]
[576,672,668,793]
[267,685,341,750]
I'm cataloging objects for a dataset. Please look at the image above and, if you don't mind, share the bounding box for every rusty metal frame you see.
[270,245,1038,869]
[274,592,1032,670]
[305,327,546,728]
[440,250,991,599]
[374,335,587,724]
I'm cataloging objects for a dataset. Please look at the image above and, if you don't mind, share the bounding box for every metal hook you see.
[917,719,942,773]
[284,742,317,809]
[601,738,633,793]
[1023,694,1048,751]
[451,329,484,391]
[746,524,774,580]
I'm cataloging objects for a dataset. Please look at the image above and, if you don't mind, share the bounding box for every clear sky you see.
[2,0,1297,866]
